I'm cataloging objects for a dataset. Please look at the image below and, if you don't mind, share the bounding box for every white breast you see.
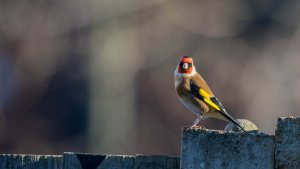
[174,66,203,116]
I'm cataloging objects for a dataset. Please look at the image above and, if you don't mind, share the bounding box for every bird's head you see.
[176,56,195,75]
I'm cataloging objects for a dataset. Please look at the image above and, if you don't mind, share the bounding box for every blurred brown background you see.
[0,0,300,156]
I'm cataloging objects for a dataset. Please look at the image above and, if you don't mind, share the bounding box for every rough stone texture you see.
[275,116,300,169]
[0,154,62,169]
[5,116,300,169]
[224,119,259,132]
[63,152,179,169]
[181,128,274,169]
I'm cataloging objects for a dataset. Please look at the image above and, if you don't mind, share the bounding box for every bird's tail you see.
[220,110,246,132]
[209,97,246,132]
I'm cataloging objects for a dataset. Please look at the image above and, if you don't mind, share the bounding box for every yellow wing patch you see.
[199,88,211,99]
[199,89,221,111]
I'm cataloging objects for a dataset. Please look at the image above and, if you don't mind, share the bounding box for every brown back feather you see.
[191,73,214,96]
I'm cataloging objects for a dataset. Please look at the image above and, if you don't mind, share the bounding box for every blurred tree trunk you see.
[89,19,140,153]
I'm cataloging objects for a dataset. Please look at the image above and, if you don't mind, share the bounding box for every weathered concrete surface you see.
[63,152,179,169]
[0,154,62,169]
[224,119,258,132]
[275,116,300,169]
[181,128,274,169]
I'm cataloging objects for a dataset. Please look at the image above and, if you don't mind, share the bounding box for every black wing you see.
[190,80,204,100]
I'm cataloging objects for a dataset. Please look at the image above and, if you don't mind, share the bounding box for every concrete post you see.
[181,127,274,169]
[275,116,300,169]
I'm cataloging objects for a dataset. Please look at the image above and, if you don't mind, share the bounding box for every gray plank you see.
[63,152,179,169]
[0,154,62,169]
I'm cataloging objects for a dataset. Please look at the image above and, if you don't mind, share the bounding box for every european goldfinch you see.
[174,56,245,131]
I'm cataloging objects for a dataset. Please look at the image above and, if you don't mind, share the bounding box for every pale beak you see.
[183,63,189,70]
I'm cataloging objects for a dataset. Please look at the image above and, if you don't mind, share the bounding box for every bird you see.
[174,56,245,131]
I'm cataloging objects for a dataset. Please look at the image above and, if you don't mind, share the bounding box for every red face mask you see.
[178,57,193,74]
